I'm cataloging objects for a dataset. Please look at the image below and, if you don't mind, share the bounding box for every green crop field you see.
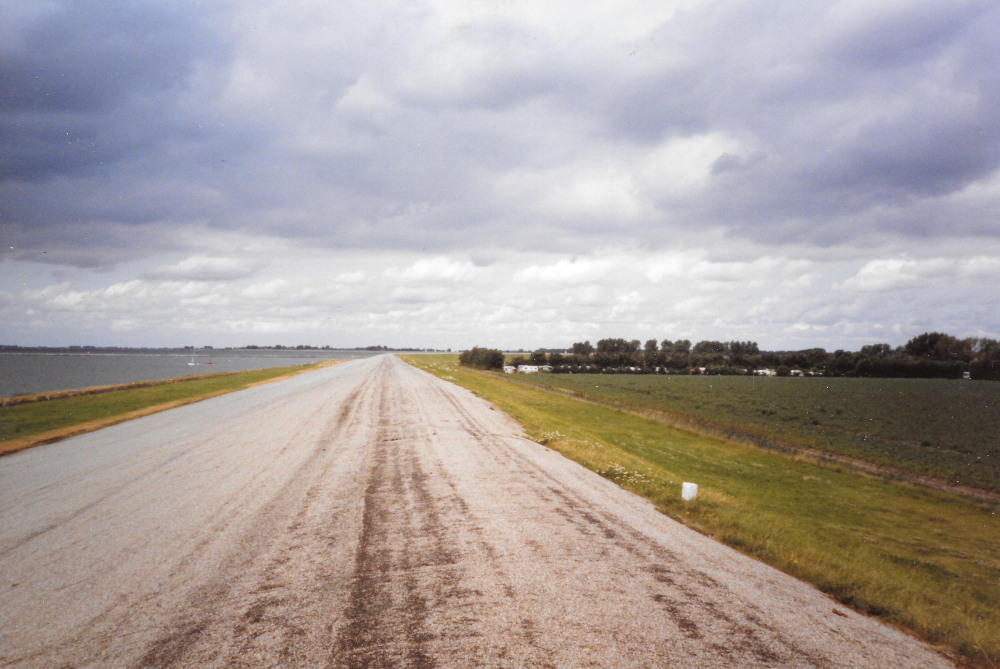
[403,354,1000,665]
[499,373,1000,495]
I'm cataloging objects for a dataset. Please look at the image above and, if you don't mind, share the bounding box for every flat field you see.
[403,355,1000,665]
[503,373,1000,495]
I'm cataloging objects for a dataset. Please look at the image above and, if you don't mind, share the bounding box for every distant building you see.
[503,366,517,374]
[790,369,804,376]
[753,369,773,376]
[517,365,539,373]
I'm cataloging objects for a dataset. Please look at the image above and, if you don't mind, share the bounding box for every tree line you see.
[458,347,505,370]
[460,333,1000,380]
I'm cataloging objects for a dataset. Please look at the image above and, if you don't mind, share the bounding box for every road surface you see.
[0,355,952,668]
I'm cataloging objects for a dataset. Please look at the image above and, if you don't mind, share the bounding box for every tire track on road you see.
[128,373,381,669]
[1,356,957,669]
[403,361,940,668]
[334,359,478,668]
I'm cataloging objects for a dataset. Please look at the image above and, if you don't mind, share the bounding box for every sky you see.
[2,0,999,351]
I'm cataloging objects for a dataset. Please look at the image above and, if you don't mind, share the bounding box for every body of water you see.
[0,350,385,398]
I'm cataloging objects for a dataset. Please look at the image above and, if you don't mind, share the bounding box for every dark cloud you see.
[818,116,997,198]
[2,0,999,270]
[3,219,181,268]
[0,0,231,185]
[574,1,1000,240]
[821,3,983,71]
[2,1,222,113]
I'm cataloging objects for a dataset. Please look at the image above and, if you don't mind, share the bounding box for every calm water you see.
[0,350,385,398]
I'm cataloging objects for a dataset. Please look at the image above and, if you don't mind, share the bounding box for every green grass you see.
[404,354,1000,664]
[0,363,326,448]
[495,373,1000,494]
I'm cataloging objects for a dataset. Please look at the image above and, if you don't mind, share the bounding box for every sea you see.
[0,350,387,399]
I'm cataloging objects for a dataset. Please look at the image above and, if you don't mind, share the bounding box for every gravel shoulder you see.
[0,355,953,668]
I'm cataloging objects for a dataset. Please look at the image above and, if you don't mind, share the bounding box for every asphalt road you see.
[0,355,953,668]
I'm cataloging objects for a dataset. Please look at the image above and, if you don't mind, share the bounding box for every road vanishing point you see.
[0,355,953,668]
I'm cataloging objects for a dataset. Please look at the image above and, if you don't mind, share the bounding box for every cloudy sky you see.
[2,0,999,350]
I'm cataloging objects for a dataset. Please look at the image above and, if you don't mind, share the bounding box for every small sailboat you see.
[188,351,197,366]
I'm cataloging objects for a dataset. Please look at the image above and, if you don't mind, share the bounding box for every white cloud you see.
[514,257,615,283]
[144,256,262,282]
[241,279,290,299]
[641,133,748,198]
[336,75,399,129]
[646,254,692,282]
[335,271,367,283]
[111,318,140,331]
[494,160,647,224]
[4,238,999,350]
[839,257,955,292]
[610,291,643,318]
[384,257,481,282]
[959,256,1000,277]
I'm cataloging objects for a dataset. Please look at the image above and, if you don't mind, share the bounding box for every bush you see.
[970,359,1000,381]
[458,347,505,370]
[854,358,965,379]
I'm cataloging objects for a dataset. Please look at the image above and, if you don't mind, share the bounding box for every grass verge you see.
[496,373,1000,496]
[403,354,1000,666]
[0,361,338,456]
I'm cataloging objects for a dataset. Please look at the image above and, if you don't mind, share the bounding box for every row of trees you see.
[458,347,505,370]
[496,333,1000,380]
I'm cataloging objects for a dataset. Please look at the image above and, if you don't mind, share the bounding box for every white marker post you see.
[681,482,698,501]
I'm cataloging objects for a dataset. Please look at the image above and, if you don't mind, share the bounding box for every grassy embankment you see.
[0,362,336,456]
[403,354,1000,666]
